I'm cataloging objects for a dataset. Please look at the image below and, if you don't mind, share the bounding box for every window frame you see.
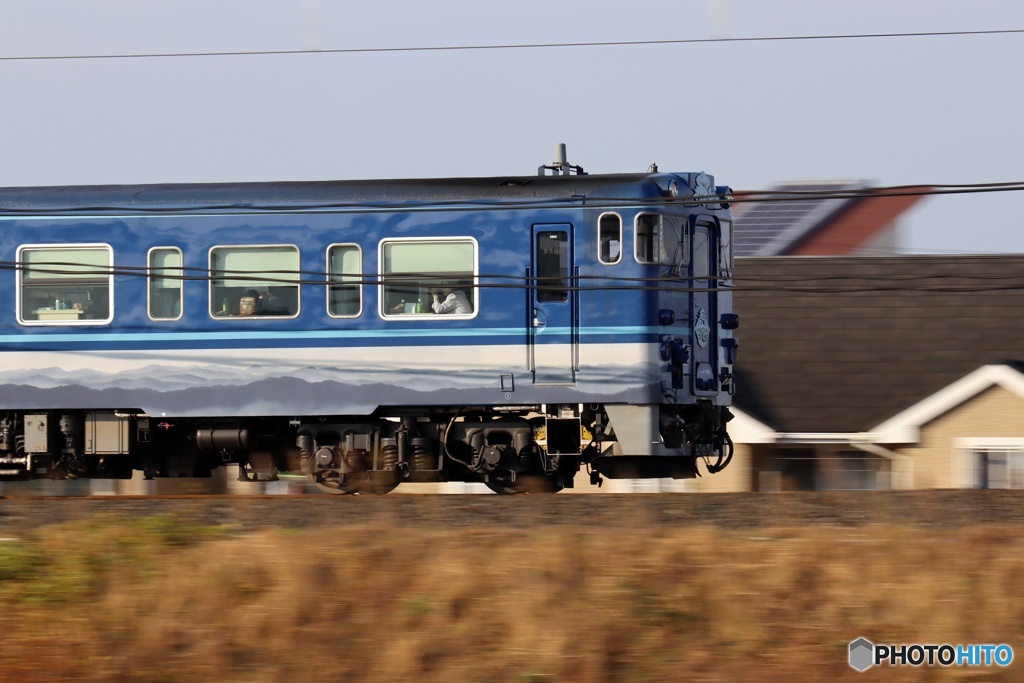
[597,211,622,266]
[326,242,363,319]
[634,212,662,264]
[207,243,301,320]
[378,236,478,321]
[16,243,114,326]
[147,246,184,322]
[717,218,734,275]
[536,230,569,303]
[955,438,1024,489]
[693,224,711,284]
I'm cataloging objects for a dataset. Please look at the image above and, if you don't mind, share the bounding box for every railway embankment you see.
[2,489,1024,532]
[1,491,1022,681]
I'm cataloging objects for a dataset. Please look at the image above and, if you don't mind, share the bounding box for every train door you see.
[691,221,718,395]
[529,225,577,384]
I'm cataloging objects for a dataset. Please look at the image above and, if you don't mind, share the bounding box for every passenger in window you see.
[257,290,281,314]
[239,290,260,316]
[430,282,472,315]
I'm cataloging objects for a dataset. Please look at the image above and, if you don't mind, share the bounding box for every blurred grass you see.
[0,515,1022,682]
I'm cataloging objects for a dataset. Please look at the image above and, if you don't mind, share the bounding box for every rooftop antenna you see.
[538,143,586,176]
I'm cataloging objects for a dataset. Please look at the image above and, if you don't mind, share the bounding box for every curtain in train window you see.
[328,244,361,317]
[19,246,112,324]
[149,248,183,320]
[381,240,476,316]
[210,245,300,317]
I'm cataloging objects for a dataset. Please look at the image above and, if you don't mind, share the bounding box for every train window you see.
[17,245,113,325]
[327,244,361,317]
[148,247,183,321]
[718,219,734,274]
[598,213,622,265]
[694,229,710,283]
[536,231,569,302]
[209,245,300,318]
[635,213,662,264]
[380,239,476,318]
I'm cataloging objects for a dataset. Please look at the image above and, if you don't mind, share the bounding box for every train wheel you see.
[306,471,360,495]
[306,471,398,495]
[361,475,399,495]
[485,474,562,495]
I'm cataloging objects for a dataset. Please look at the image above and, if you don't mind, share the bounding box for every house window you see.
[635,213,661,264]
[956,440,1024,489]
[210,245,299,318]
[18,245,113,324]
[327,244,361,317]
[973,449,1024,489]
[380,239,476,317]
[149,247,183,321]
[598,213,622,265]
[831,451,886,491]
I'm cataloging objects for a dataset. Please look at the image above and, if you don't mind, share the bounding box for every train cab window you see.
[635,213,662,264]
[209,245,300,318]
[17,245,113,325]
[693,229,710,283]
[598,213,622,265]
[380,239,476,318]
[718,219,734,275]
[148,247,183,321]
[327,244,361,317]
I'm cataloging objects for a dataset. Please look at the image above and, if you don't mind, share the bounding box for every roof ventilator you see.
[538,143,586,176]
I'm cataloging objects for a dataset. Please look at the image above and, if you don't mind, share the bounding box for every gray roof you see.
[733,181,864,256]
[733,255,1024,434]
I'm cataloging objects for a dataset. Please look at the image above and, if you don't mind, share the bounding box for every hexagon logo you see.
[849,637,875,672]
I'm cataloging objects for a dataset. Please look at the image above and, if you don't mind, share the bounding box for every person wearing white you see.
[431,283,472,314]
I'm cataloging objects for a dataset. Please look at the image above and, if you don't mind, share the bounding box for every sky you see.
[1,0,1022,254]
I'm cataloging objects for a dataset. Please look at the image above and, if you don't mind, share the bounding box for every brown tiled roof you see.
[789,188,929,255]
[733,184,929,257]
[732,255,1024,433]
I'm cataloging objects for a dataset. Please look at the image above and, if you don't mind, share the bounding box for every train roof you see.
[0,172,698,214]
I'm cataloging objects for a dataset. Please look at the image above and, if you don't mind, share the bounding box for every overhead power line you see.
[1,28,1022,62]
[733,182,1024,204]
[1,181,1022,216]
[11,259,1024,295]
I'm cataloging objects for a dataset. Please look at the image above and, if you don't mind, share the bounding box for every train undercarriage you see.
[0,403,733,493]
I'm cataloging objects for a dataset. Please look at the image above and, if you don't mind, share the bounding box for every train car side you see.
[0,167,735,492]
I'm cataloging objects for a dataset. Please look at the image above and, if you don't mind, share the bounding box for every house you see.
[693,254,1024,493]
[733,181,930,256]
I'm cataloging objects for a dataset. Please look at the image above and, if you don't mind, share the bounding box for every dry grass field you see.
[0,510,1022,682]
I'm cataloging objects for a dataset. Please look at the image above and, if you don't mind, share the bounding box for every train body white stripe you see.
[0,343,665,416]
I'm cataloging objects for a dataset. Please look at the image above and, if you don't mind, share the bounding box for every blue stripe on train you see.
[0,325,682,350]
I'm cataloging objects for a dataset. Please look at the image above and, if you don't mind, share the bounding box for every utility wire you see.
[12,260,1024,295]
[1,28,1022,62]
[2,181,1024,216]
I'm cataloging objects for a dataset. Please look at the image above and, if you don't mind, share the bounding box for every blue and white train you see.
[0,151,737,493]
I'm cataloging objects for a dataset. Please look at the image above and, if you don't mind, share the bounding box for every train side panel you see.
[0,169,735,489]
